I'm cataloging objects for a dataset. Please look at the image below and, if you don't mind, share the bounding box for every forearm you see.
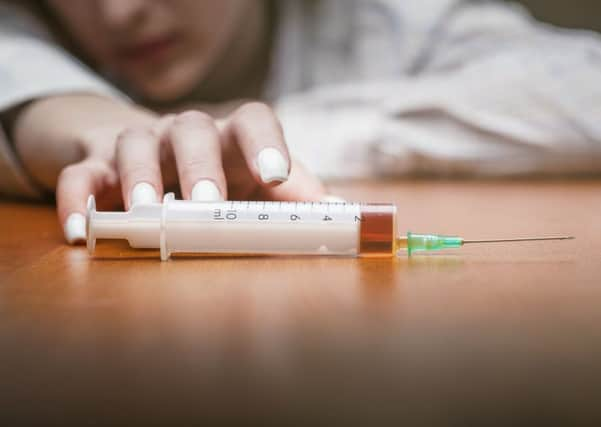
[12,94,156,190]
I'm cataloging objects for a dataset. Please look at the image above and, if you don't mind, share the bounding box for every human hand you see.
[13,95,327,243]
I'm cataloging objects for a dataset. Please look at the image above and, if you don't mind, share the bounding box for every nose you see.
[98,0,147,29]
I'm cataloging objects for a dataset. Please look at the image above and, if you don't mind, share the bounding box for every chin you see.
[137,83,192,103]
[135,77,196,103]
[132,62,207,104]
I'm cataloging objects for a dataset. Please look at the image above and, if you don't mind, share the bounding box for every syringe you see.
[86,194,573,260]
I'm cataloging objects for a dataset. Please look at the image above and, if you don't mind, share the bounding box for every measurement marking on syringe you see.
[200,200,367,226]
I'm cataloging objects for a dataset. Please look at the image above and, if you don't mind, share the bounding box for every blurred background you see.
[511,0,601,31]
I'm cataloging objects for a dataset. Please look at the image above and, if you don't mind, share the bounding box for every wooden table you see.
[1,180,600,425]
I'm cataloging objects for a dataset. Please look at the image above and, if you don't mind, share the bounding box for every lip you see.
[117,33,180,65]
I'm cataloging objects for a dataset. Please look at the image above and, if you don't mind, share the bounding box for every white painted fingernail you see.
[191,180,223,202]
[131,182,158,206]
[257,148,289,184]
[321,195,346,203]
[64,213,86,244]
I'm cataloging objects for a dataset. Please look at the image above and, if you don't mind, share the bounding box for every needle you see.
[396,233,575,255]
[463,236,575,244]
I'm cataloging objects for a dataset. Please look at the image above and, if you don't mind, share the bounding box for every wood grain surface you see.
[1,180,600,425]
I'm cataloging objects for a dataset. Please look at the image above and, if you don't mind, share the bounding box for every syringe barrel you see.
[161,196,395,260]
[87,194,396,260]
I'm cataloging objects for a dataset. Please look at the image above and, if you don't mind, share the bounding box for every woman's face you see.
[47,0,252,101]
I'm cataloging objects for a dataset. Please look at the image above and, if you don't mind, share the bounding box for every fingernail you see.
[321,195,346,203]
[131,182,158,206]
[64,213,86,244]
[191,180,223,202]
[257,148,289,184]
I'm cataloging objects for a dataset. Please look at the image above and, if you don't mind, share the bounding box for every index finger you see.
[225,102,291,186]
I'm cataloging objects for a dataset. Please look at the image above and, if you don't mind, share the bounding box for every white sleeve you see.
[0,4,127,198]
[276,1,601,178]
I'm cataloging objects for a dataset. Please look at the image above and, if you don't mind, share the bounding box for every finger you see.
[152,114,177,139]
[115,128,162,209]
[226,102,290,186]
[56,159,115,244]
[168,111,226,201]
[151,114,180,191]
[256,159,328,201]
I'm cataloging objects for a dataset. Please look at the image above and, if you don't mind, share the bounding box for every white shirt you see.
[2,0,601,197]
